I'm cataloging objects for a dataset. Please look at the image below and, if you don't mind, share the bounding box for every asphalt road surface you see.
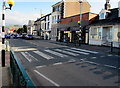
[8,39,120,87]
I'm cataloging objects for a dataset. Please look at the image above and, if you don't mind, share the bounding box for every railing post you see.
[111,42,113,52]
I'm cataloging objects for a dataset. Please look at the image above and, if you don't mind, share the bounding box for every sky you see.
[0,0,119,26]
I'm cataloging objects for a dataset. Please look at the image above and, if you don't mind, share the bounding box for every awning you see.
[71,27,80,31]
[59,27,69,31]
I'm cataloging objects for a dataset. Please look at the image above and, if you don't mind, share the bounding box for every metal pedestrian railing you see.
[10,49,35,88]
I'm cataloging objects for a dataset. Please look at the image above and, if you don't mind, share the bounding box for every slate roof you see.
[90,8,120,26]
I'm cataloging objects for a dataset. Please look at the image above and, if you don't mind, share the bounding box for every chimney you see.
[105,0,111,10]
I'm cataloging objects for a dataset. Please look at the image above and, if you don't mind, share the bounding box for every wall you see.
[60,13,97,24]
[64,0,91,18]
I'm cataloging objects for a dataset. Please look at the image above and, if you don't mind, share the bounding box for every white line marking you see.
[100,56,105,57]
[84,61,100,65]
[108,54,113,56]
[115,55,119,57]
[54,49,79,56]
[24,52,38,61]
[36,65,46,69]
[104,65,116,69]
[33,51,54,60]
[119,68,120,70]
[45,50,68,57]
[34,70,60,87]
[65,49,89,55]
[80,58,86,61]
[21,52,32,62]
[92,57,97,59]
[53,62,63,66]
[71,48,99,54]
[68,59,76,63]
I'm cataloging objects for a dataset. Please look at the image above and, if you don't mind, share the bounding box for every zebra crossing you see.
[21,48,99,62]
[44,50,68,58]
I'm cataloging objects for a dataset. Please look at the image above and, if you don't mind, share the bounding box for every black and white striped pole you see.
[1,0,6,67]
[1,0,14,67]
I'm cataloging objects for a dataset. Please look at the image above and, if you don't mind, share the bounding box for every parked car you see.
[5,34,11,39]
[25,34,34,40]
[13,34,19,39]
[22,33,27,39]
[17,34,22,38]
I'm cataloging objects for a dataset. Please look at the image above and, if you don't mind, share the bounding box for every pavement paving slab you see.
[0,40,12,87]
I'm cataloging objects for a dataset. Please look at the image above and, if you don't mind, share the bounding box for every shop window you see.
[90,28,97,39]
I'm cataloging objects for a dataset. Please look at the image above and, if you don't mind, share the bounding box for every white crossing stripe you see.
[21,52,32,62]
[71,48,99,54]
[33,51,54,60]
[45,50,68,57]
[108,54,113,56]
[54,49,79,56]
[34,70,60,87]
[36,65,46,69]
[24,52,38,61]
[104,65,116,69]
[65,49,89,55]
[53,62,63,66]
[84,61,100,65]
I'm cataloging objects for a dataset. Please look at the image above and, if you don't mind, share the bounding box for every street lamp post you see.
[78,0,83,46]
[1,0,14,67]
[78,0,83,32]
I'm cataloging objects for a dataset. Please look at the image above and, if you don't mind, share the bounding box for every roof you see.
[35,13,51,22]
[90,8,120,26]
[52,1,63,7]
[10,28,15,31]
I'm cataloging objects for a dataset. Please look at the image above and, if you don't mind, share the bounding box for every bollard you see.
[111,42,113,52]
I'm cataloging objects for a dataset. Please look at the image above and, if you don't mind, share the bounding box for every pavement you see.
[0,40,12,88]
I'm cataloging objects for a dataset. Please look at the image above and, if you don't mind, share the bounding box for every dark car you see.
[22,33,27,39]
[25,34,34,40]
[13,34,19,39]
[5,34,11,39]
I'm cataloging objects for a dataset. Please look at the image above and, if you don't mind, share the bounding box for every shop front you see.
[58,26,84,43]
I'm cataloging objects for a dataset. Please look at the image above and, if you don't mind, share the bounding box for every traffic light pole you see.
[1,0,6,67]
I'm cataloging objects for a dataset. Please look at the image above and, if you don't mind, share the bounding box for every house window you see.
[53,7,55,12]
[99,13,105,19]
[58,15,60,20]
[90,28,97,39]
[52,16,54,23]
[47,22,50,29]
[48,16,49,21]
[55,15,56,23]
[98,27,102,39]
[107,28,112,40]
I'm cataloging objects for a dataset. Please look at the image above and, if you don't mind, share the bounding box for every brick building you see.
[51,0,91,41]
[56,12,97,44]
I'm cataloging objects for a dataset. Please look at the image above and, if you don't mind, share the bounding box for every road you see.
[8,39,120,87]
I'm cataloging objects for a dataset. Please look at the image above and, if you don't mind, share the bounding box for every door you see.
[103,27,112,42]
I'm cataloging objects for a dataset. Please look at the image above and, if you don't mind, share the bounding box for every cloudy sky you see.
[0,0,119,26]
